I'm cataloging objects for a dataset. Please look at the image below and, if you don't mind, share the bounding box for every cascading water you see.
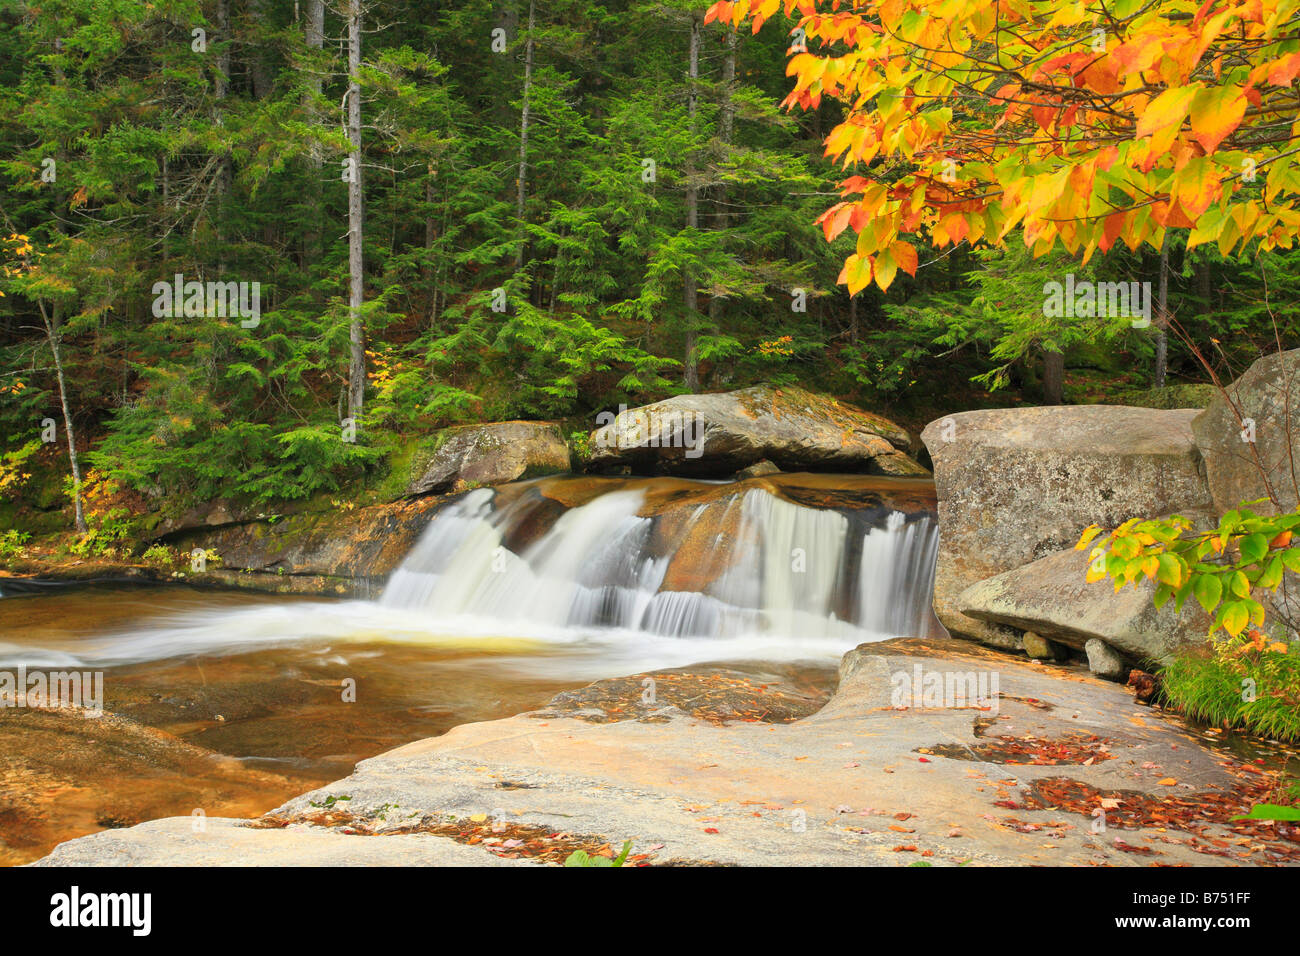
[380,478,941,645]
[1,474,942,677]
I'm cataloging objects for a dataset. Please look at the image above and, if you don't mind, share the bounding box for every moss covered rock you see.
[406,421,572,496]
[587,385,925,478]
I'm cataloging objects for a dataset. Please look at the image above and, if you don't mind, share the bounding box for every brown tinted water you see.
[0,585,838,864]
[0,586,582,864]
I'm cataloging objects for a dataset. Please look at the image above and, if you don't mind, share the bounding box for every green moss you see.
[391,430,454,496]
[1111,384,1218,410]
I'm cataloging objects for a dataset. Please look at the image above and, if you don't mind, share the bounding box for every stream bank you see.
[33,637,1299,867]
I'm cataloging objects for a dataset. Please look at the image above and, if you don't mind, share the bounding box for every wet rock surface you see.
[0,707,300,867]
[531,663,836,726]
[36,637,1298,867]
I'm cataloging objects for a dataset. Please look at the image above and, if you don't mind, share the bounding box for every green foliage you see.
[885,246,1137,395]
[0,439,41,497]
[1077,503,1300,640]
[1085,493,1300,757]
[1161,647,1300,743]
[69,503,134,558]
[0,529,30,561]
[1232,804,1300,822]
[140,544,176,566]
[564,840,632,868]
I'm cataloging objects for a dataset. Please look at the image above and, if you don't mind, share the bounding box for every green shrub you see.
[141,544,176,566]
[1161,645,1300,743]
[0,529,30,561]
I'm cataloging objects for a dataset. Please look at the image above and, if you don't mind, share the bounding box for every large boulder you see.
[1192,348,1300,514]
[956,544,1212,666]
[587,385,925,477]
[921,406,1213,650]
[407,421,571,496]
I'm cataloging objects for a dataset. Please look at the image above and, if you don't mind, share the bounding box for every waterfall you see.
[380,479,941,644]
[856,511,940,638]
[0,475,941,676]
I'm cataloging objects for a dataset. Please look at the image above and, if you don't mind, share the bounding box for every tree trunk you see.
[706,27,736,337]
[425,166,441,326]
[249,0,273,98]
[682,13,702,392]
[215,0,232,200]
[1043,349,1064,405]
[515,0,535,273]
[1154,232,1170,389]
[346,0,365,418]
[42,302,86,533]
[304,0,326,262]
[1196,251,1212,315]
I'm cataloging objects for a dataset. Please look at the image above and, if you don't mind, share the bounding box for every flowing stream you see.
[0,472,941,862]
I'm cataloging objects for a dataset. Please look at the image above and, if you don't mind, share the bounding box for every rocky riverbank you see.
[33,637,1298,866]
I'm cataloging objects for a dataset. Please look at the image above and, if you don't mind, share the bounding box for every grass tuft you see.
[1162,646,1300,743]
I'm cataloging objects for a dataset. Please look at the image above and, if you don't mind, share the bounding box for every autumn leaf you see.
[838,254,872,296]
[890,240,918,277]
[1190,85,1247,153]
[1136,86,1201,140]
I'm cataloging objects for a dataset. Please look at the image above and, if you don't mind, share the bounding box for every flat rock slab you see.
[32,817,533,867]
[35,639,1297,867]
[531,663,836,726]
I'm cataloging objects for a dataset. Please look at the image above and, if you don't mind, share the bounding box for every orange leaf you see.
[890,240,919,276]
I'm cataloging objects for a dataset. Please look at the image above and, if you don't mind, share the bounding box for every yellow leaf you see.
[1135,85,1199,140]
[874,248,899,291]
[1189,85,1246,154]
[838,254,872,295]
[1222,602,1249,637]
[1085,547,1107,583]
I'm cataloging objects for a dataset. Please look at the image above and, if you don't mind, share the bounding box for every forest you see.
[2,0,1297,536]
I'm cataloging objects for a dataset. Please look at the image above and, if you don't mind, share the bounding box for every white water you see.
[381,484,937,643]
[1,480,941,677]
